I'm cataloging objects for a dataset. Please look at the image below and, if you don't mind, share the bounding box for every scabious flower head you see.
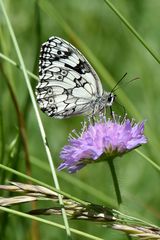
[58,115,147,173]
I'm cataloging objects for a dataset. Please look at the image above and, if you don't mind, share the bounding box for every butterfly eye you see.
[108,95,112,103]
[61,70,67,76]
[49,98,54,104]
[107,93,115,105]
[56,75,63,80]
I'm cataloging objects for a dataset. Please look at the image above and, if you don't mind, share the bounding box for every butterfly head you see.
[104,91,116,107]
[91,92,116,116]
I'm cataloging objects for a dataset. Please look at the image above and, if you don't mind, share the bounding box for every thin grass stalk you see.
[0,53,38,80]
[103,0,160,65]
[32,0,42,75]
[0,66,31,176]
[31,156,117,207]
[0,108,5,164]
[0,28,24,185]
[1,182,159,239]
[0,206,102,240]
[28,2,42,238]
[135,149,160,172]
[0,67,38,237]
[0,0,71,236]
[0,163,88,206]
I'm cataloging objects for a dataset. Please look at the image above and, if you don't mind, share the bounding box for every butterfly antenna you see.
[111,72,128,93]
[112,76,140,93]
[127,76,140,85]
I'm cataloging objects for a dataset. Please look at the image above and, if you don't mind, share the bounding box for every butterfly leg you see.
[99,108,107,122]
[110,106,114,119]
[80,120,88,134]
[91,115,95,125]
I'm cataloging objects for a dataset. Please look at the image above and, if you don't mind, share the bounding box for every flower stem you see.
[107,159,122,205]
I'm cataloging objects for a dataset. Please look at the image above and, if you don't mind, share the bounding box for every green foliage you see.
[0,0,160,239]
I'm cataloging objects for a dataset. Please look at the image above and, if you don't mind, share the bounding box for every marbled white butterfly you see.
[35,36,115,118]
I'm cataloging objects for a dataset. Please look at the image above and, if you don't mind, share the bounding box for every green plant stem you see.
[114,209,159,229]
[135,149,160,172]
[0,1,71,237]
[0,53,38,80]
[1,65,31,177]
[103,0,160,65]
[0,163,88,207]
[0,207,102,240]
[108,159,122,205]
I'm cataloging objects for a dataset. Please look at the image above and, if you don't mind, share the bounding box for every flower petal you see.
[58,116,147,173]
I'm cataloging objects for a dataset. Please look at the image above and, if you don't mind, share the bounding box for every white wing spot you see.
[72,87,91,98]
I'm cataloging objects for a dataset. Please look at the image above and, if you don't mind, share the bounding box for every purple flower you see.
[58,116,147,173]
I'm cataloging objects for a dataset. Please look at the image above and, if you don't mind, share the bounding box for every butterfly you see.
[35,36,115,119]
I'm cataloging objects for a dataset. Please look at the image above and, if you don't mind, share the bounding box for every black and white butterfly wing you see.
[36,36,104,118]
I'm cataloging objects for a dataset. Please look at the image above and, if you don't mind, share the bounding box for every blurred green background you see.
[0,0,160,239]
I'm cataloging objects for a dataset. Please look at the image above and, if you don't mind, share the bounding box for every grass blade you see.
[103,0,160,65]
[0,0,71,236]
